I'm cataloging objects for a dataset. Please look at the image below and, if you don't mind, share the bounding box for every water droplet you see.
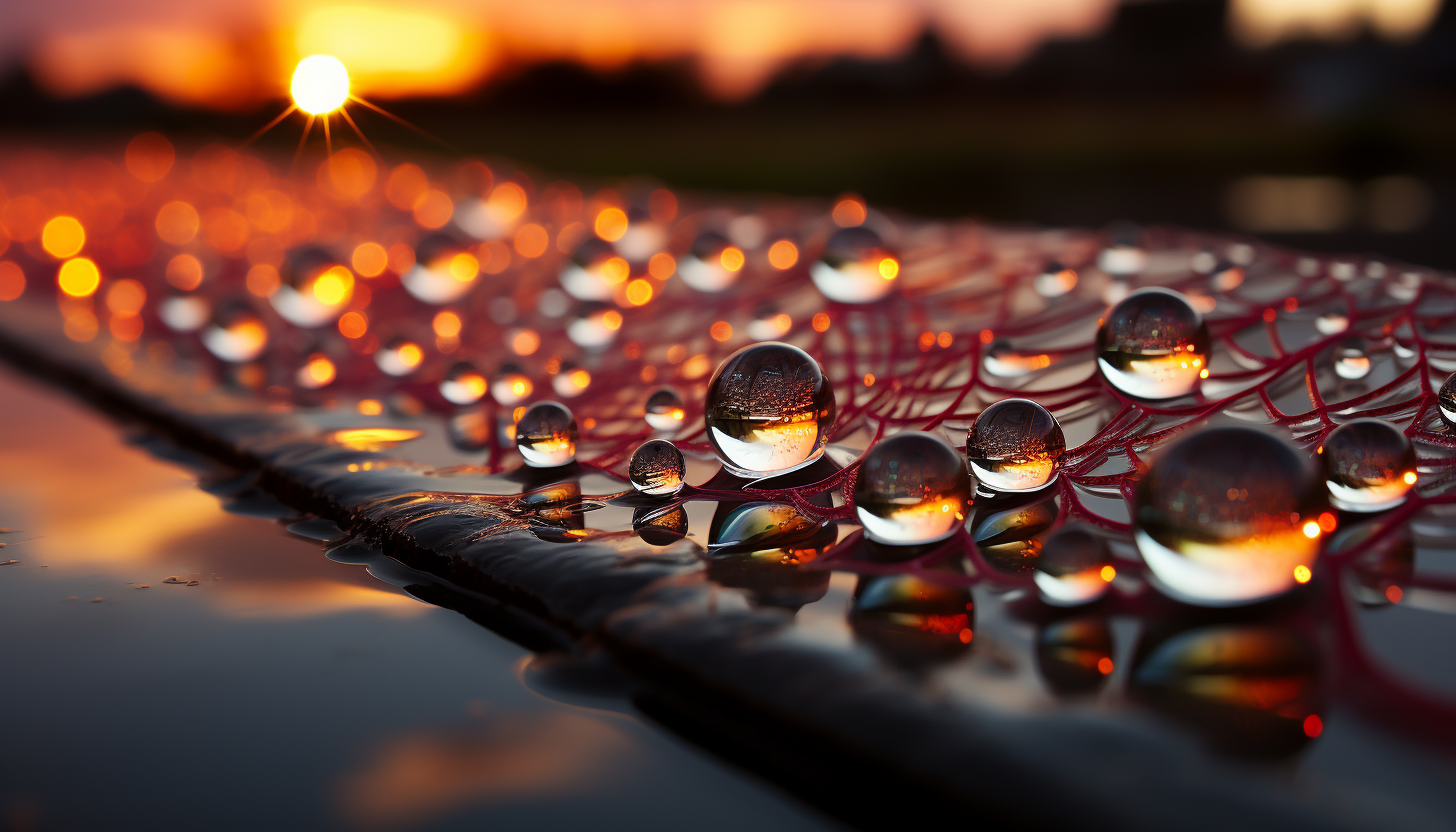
[850,569,974,667]
[551,361,591,398]
[516,401,578,467]
[1210,261,1245,292]
[1036,618,1114,696]
[706,502,834,609]
[629,439,686,496]
[1438,374,1456,431]
[1322,419,1416,512]
[440,361,488,405]
[1033,261,1077,297]
[201,302,269,362]
[634,505,688,546]
[1333,338,1371,380]
[1033,525,1113,606]
[678,231,743,293]
[1315,310,1350,335]
[1097,225,1147,276]
[1130,624,1321,759]
[644,387,686,432]
[1134,427,1326,606]
[747,303,791,340]
[446,409,491,451]
[565,303,621,350]
[491,363,533,406]
[1097,288,1210,399]
[157,293,210,332]
[704,342,836,478]
[271,247,353,326]
[966,398,1065,493]
[375,337,424,377]
[809,226,898,303]
[853,432,970,545]
[560,238,626,301]
[402,234,479,304]
[294,352,336,389]
[981,340,1049,377]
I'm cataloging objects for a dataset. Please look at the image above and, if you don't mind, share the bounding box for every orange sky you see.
[5,0,1444,108]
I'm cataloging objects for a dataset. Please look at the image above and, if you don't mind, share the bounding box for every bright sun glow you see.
[292,55,350,115]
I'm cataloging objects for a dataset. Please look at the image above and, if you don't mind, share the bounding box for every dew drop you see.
[1033,261,1077,297]
[157,293,210,332]
[440,361,488,405]
[402,234,479,304]
[1097,225,1147,276]
[704,342,836,478]
[1134,427,1326,606]
[981,340,1050,378]
[1437,374,1456,431]
[515,401,578,467]
[271,247,353,326]
[551,361,591,398]
[1314,310,1350,335]
[1033,525,1114,606]
[1321,419,1416,512]
[970,488,1059,575]
[853,432,970,545]
[1210,261,1245,292]
[566,303,621,350]
[644,387,686,432]
[1332,338,1371,380]
[1096,287,1210,399]
[966,398,1065,493]
[629,439,686,496]
[201,302,269,363]
[678,231,743,293]
[810,226,898,303]
[375,337,424,377]
[560,238,627,301]
[491,363,533,406]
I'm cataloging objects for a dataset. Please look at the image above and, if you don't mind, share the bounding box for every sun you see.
[291,55,350,115]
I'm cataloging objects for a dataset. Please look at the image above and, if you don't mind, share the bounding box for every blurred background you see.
[2,0,1454,266]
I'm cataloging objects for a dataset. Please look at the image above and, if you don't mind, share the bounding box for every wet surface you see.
[0,365,838,832]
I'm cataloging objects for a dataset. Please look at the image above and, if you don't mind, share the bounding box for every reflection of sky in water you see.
[0,366,834,832]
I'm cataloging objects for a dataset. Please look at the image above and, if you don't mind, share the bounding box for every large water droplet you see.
[1097,288,1210,399]
[810,226,898,303]
[402,234,480,304]
[491,364,533,405]
[375,337,424,377]
[981,340,1049,378]
[678,231,743,293]
[271,247,353,327]
[1333,338,1371,380]
[201,302,269,362]
[1321,419,1416,512]
[1439,374,1456,430]
[1315,310,1350,335]
[516,401,578,467]
[644,387,686,432]
[704,342,836,478]
[440,361,488,405]
[1033,525,1114,606]
[853,432,970,545]
[966,398,1066,493]
[629,439,686,496]
[1134,427,1327,606]
[1036,618,1114,696]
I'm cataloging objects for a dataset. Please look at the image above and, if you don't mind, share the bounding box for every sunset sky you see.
[0,0,1443,107]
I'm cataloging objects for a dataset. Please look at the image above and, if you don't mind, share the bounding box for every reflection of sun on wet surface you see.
[330,427,426,451]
